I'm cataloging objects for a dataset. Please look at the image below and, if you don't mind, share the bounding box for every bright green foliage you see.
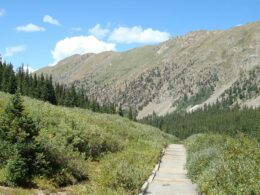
[185,134,260,195]
[0,92,176,193]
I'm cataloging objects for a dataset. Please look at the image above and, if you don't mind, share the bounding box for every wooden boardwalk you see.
[144,144,197,195]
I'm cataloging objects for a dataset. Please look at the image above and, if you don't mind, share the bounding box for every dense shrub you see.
[95,143,161,194]
[0,92,175,194]
[185,134,260,195]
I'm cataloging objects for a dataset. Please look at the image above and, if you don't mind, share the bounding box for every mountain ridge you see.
[37,20,260,118]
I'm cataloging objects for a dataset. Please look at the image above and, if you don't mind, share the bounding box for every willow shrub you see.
[0,92,176,194]
[185,134,260,195]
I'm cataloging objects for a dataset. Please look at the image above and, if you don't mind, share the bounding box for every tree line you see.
[0,62,120,114]
[140,101,260,140]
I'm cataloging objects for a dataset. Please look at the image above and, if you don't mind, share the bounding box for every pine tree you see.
[118,104,124,117]
[1,64,16,94]
[44,75,57,104]
[16,65,24,94]
[128,106,133,120]
[0,91,45,186]
[133,111,137,121]
[110,103,116,114]
[32,74,38,98]
[0,63,118,115]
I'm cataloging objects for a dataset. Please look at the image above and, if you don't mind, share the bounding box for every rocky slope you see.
[37,21,260,118]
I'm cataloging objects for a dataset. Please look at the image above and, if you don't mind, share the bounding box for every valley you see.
[0,3,259,193]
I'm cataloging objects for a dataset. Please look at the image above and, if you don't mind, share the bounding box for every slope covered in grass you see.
[0,92,176,194]
[185,134,260,195]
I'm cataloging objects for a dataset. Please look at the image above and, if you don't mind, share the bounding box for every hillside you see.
[0,92,176,194]
[37,21,260,118]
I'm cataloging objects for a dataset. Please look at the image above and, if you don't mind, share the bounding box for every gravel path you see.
[145,144,197,195]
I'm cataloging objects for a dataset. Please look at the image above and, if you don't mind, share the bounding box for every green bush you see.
[4,151,29,186]
[186,147,219,181]
[185,134,260,195]
[0,92,175,194]
[95,143,160,193]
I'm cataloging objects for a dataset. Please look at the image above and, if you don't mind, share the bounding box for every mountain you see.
[37,21,260,118]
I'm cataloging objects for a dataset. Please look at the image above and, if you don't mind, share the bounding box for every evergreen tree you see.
[128,106,133,120]
[141,100,260,140]
[0,91,47,186]
[132,108,137,121]
[44,75,57,104]
[110,103,116,114]
[16,65,24,94]
[0,63,118,116]
[32,74,38,98]
[1,64,16,94]
[118,104,124,117]
[0,61,3,81]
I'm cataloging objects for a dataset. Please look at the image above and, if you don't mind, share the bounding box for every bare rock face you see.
[37,21,260,118]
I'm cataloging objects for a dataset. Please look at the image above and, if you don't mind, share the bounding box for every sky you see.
[0,0,260,71]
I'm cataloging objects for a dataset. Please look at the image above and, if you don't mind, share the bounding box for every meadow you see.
[0,92,176,194]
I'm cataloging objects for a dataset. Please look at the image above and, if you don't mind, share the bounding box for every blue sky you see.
[0,0,260,71]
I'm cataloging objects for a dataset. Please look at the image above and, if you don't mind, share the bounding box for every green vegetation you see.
[0,92,89,188]
[140,102,260,140]
[0,62,117,115]
[0,92,176,194]
[173,86,214,113]
[141,97,260,194]
[0,92,45,186]
[185,134,260,194]
[221,66,260,104]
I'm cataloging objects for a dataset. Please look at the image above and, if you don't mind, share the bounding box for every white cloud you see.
[0,9,5,16]
[50,35,116,65]
[16,23,45,32]
[108,26,170,44]
[88,24,109,38]
[43,15,60,26]
[4,45,26,57]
